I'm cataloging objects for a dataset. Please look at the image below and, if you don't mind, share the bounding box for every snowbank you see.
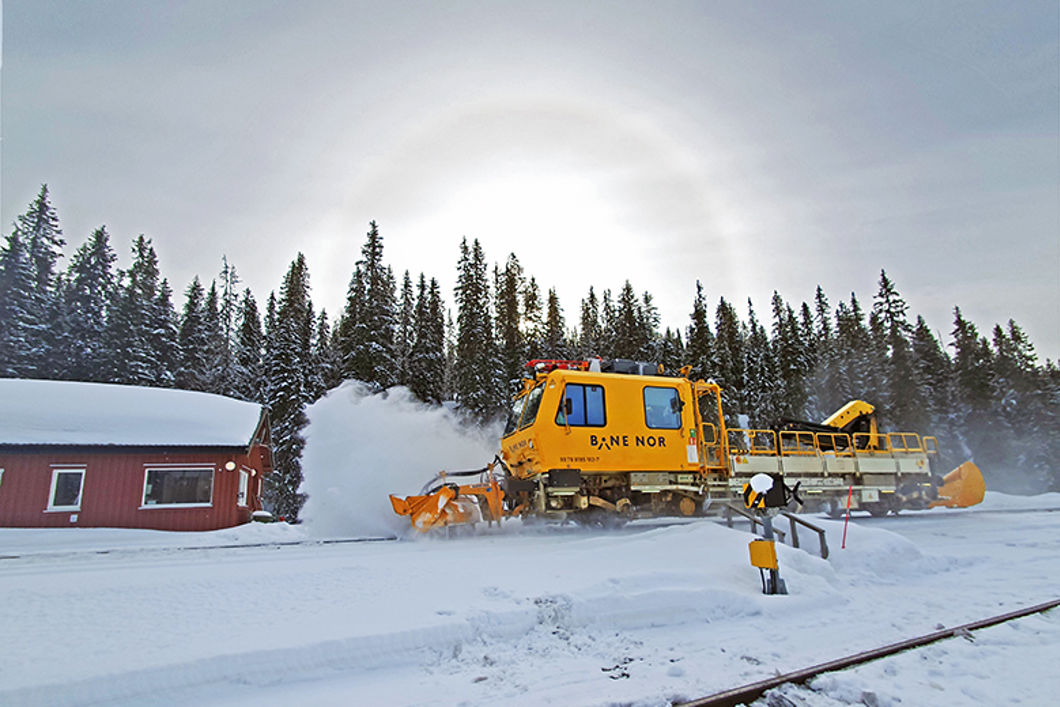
[2,503,1059,706]
[0,523,306,557]
[976,490,1060,511]
[299,382,500,538]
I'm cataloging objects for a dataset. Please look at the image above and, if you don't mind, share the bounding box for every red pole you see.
[841,485,853,549]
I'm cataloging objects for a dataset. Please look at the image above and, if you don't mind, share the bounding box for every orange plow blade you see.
[391,462,508,533]
[930,461,986,508]
[389,486,478,533]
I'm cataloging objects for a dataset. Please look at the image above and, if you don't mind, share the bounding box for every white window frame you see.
[140,464,215,509]
[46,466,86,512]
[237,468,249,507]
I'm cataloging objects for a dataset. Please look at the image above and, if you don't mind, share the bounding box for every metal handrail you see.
[816,431,854,457]
[722,504,829,559]
[779,430,818,456]
[853,432,891,454]
[728,428,778,455]
[779,510,829,559]
[722,503,786,543]
[887,432,924,453]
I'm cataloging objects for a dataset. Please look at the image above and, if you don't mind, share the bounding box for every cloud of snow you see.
[300,382,501,537]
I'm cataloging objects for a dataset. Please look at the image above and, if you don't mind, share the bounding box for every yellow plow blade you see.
[931,461,986,508]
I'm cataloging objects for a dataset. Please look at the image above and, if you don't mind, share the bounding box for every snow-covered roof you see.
[0,379,266,448]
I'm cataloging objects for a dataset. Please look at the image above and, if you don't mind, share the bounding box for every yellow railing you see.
[727,428,935,460]
[853,432,892,454]
[815,432,854,457]
[887,432,924,453]
[779,430,818,456]
[728,428,778,455]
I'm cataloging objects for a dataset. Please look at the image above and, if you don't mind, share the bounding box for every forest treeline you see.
[1,186,1057,520]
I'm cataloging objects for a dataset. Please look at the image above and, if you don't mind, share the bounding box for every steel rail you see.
[676,598,1060,707]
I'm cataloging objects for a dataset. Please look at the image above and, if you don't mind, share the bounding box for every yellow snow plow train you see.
[391,359,985,531]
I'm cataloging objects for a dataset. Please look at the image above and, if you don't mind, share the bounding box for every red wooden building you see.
[0,379,272,531]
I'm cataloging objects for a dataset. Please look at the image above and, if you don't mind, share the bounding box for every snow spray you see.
[300,382,500,537]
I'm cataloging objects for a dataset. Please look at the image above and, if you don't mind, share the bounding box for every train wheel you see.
[573,509,628,529]
[864,502,889,518]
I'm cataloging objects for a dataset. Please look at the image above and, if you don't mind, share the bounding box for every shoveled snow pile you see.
[299,382,500,538]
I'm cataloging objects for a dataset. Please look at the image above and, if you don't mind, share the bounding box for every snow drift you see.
[300,382,500,537]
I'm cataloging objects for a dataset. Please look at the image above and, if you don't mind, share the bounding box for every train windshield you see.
[503,394,526,436]
[519,383,545,430]
[503,382,545,435]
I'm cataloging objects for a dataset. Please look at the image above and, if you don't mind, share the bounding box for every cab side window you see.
[557,384,606,426]
[644,386,682,429]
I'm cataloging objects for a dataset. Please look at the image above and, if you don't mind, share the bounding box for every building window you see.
[47,467,85,511]
[142,468,214,508]
[238,470,249,507]
[643,386,683,429]
[556,384,606,426]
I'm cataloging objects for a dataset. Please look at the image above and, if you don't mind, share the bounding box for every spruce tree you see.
[264,254,312,521]
[713,297,746,424]
[104,235,164,386]
[495,253,526,393]
[338,264,364,379]
[543,288,568,359]
[798,301,821,419]
[454,237,502,421]
[522,275,544,359]
[911,316,960,464]
[872,270,925,430]
[395,271,415,387]
[408,275,447,403]
[599,289,616,358]
[808,286,843,418]
[0,230,38,376]
[578,286,603,358]
[343,221,397,388]
[176,277,210,391]
[233,288,265,403]
[658,327,684,374]
[211,257,241,397]
[949,307,997,478]
[309,309,341,401]
[743,299,776,427]
[770,291,807,422]
[151,279,180,387]
[613,281,642,359]
[56,227,117,382]
[686,281,715,380]
[202,281,227,393]
[637,291,661,361]
[17,185,65,375]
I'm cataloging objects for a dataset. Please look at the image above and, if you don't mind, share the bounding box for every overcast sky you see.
[3,1,1058,359]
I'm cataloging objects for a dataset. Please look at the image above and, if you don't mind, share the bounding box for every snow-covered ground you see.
[2,494,1059,706]
[2,384,1058,706]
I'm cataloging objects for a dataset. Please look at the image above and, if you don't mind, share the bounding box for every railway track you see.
[675,598,1060,707]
